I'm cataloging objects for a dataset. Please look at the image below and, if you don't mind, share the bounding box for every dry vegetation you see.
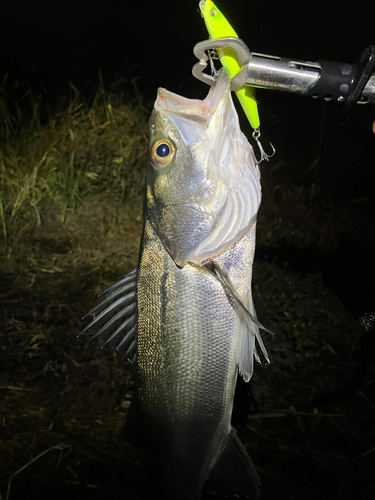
[0,81,374,499]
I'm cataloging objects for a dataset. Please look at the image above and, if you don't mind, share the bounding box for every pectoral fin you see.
[79,267,138,362]
[206,262,271,382]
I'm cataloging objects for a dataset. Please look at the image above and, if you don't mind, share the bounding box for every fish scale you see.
[136,220,239,498]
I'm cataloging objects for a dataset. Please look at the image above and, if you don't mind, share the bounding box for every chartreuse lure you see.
[199,0,260,130]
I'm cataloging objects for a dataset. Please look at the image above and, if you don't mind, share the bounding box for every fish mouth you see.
[155,68,231,124]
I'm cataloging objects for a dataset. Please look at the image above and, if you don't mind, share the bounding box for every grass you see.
[0,78,149,247]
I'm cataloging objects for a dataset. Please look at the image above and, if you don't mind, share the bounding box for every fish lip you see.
[155,68,230,122]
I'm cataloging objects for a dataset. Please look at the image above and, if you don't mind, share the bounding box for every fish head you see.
[146,68,261,268]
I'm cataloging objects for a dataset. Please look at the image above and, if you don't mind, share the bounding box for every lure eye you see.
[151,139,175,168]
[210,8,217,17]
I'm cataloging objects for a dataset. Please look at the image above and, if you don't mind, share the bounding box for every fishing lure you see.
[199,0,275,162]
[199,0,260,130]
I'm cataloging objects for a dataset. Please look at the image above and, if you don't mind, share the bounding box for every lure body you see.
[199,0,260,130]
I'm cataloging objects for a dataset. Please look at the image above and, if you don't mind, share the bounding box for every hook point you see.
[252,129,275,164]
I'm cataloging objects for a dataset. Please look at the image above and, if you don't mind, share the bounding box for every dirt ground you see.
[1,156,375,499]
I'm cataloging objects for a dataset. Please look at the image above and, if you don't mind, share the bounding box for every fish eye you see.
[151,139,175,168]
[156,143,170,158]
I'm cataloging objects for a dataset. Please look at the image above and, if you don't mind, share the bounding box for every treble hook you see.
[252,128,276,164]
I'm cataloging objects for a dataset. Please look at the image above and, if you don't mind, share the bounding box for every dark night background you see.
[2,0,375,97]
[1,1,375,499]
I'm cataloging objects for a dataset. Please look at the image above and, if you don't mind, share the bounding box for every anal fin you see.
[203,428,261,499]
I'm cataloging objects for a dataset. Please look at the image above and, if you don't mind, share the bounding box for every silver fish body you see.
[130,69,267,498]
[134,222,259,498]
[81,68,267,499]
